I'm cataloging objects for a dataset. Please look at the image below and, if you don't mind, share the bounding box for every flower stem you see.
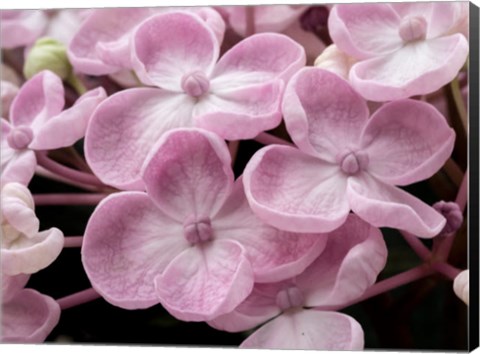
[245,6,256,36]
[66,72,87,95]
[36,151,106,189]
[33,193,107,206]
[400,231,432,261]
[254,132,293,146]
[450,76,467,132]
[432,262,462,280]
[35,166,99,192]
[57,288,101,310]
[63,236,84,248]
[228,140,240,167]
[326,265,434,311]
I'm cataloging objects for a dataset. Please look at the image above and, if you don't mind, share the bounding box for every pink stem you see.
[326,265,434,311]
[254,132,293,146]
[432,262,462,280]
[435,169,468,260]
[245,6,256,36]
[400,231,432,261]
[35,166,99,192]
[228,140,240,167]
[63,236,84,248]
[57,288,101,310]
[33,193,107,206]
[36,151,106,189]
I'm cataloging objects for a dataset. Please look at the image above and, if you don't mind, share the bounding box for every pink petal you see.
[85,88,195,190]
[361,99,455,186]
[282,19,326,62]
[0,10,48,49]
[154,239,254,322]
[30,87,107,150]
[244,144,349,233]
[2,274,30,303]
[45,9,91,46]
[349,35,469,101]
[208,282,282,332]
[347,174,446,238]
[328,4,402,59]
[142,128,233,222]
[297,214,387,308]
[1,227,64,276]
[82,192,188,309]
[240,310,364,350]
[314,44,356,81]
[10,71,65,130]
[282,68,369,161]
[211,33,306,86]
[68,8,155,75]
[1,289,60,343]
[1,182,39,237]
[132,11,219,90]
[193,81,283,140]
[215,178,328,283]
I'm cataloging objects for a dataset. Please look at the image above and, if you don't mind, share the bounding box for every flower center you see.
[7,126,34,150]
[275,287,304,311]
[338,151,368,175]
[398,16,428,42]
[181,71,210,97]
[183,216,213,245]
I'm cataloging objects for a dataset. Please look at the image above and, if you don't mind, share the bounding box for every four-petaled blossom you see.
[1,273,61,343]
[1,183,64,276]
[1,70,106,187]
[328,2,469,101]
[85,11,305,190]
[209,214,388,350]
[244,68,455,237]
[68,7,225,76]
[82,128,328,322]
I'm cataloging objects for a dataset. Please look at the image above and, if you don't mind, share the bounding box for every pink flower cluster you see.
[0,3,470,350]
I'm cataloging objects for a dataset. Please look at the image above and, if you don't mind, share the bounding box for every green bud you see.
[23,37,72,80]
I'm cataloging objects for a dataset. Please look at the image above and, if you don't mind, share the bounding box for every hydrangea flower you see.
[85,11,305,190]
[244,68,455,237]
[0,10,48,49]
[68,7,225,76]
[1,273,60,343]
[328,2,469,101]
[1,70,106,187]
[209,214,388,350]
[1,183,64,276]
[82,128,327,322]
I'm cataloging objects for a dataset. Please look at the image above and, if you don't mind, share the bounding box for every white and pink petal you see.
[347,174,446,238]
[1,288,61,343]
[85,88,195,190]
[361,99,455,186]
[82,192,188,309]
[142,128,233,222]
[154,239,254,322]
[240,309,364,350]
[282,68,369,161]
[244,144,349,233]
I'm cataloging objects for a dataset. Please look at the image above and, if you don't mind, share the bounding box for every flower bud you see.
[23,37,72,80]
